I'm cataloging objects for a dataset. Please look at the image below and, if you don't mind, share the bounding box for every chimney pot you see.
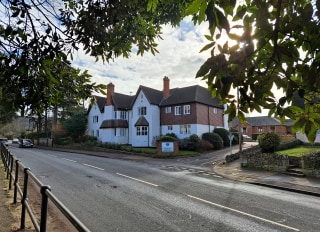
[163,76,170,99]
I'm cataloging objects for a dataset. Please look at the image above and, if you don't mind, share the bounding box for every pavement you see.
[213,158,320,197]
[32,143,320,197]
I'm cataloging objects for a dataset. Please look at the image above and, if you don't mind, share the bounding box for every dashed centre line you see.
[187,195,300,231]
[116,173,159,187]
[82,163,105,171]
[61,158,77,163]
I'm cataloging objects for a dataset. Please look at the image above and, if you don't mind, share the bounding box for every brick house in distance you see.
[230,116,293,138]
[88,76,228,147]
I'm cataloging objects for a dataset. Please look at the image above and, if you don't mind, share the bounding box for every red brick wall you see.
[161,103,224,127]
[239,124,288,136]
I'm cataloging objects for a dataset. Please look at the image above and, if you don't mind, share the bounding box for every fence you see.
[0,143,90,232]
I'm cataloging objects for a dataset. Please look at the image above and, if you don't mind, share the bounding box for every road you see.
[9,146,320,232]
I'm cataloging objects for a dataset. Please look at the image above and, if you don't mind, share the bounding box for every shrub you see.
[202,132,224,150]
[278,139,303,151]
[178,134,202,151]
[179,138,189,150]
[187,134,202,151]
[160,135,176,141]
[258,132,281,152]
[202,140,214,151]
[165,133,178,139]
[213,128,230,147]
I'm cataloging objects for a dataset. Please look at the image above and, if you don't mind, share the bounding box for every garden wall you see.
[240,152,289,172]
[301,154,320,178]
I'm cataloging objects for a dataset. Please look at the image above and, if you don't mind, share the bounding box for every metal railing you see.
[0,143,90,232]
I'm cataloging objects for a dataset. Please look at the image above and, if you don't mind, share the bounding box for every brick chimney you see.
[106,82,115,106]
[163,76,170,99]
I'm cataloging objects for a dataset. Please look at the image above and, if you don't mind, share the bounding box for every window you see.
[165,107,171,114]
[115,111,127,119]
[242,127,247,134]
[180,125,191,134]
[96,130,99,137]
[120,111,126,119]
[270,126,275,131]
[168,125,173,130]
[175,106,181,115]
[213,108,218,114]
[136,126,148,136]
[258,127,263,132]
[119,128,126,136]
[184,105,190,114]
[138,107,147,116]
[93,116,99,123]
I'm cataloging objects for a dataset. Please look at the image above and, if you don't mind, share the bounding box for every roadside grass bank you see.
[275,146,320,157]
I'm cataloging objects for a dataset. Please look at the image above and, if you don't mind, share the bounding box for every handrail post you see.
[9,153,13,190]
[20,167,30,230]
[6,150,10,179]
[13,160,20,204]
[40,185,51,232]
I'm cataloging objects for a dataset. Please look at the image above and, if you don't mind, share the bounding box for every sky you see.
[72,20,211,94]
[71,19,268,117]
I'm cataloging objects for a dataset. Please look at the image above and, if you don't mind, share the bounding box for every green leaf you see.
[200,42,215,53]
[185,0,203,16]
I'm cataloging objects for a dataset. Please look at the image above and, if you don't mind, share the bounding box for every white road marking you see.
[116,173,159,187]
[187,195,300,231]
[61,158,77,163]
[82,163,104,171]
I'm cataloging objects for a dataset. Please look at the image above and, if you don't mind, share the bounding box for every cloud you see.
[72,19,211,96]
[71,19,269,117]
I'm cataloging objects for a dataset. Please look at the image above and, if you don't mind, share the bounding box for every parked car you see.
[12,138,19,144]
[243,134,252,140]
[0,138,9,146]
[19,139,34,148]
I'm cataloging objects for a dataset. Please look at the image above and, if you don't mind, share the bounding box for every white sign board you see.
[162,142,174,152]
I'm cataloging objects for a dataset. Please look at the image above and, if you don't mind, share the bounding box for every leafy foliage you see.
[61,107,87,139]
[188,0,320,142]
[2,0,320,142]
[202,132,223,150]
[159,135,176,141]
[213,127,230,147]
[258,132,281,153]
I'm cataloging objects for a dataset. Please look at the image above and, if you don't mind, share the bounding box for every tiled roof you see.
[139,86,163,105]
[230,116,291,127]
[134,116,149,126]
[112,93,134,110]
[94,96,106,113]
[100,119,128,128]
[160,85,222,107]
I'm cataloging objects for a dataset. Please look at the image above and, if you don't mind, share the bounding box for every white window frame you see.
[175,106,181,115]
[184,105,190,115]
[180,124,191,135]
[136,126,148,136]
[138,107,147,116]
[119,128,126,136]
[213,108,218,114]
[93,116,99,123]
[168,125,173,130]
[165,107,171,114]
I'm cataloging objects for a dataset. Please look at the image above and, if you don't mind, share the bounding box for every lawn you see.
[275,146,320,157]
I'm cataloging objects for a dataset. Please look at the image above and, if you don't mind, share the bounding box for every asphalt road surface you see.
[10,146,320,232]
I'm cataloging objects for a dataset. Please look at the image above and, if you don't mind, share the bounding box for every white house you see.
[88,77,228,147]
